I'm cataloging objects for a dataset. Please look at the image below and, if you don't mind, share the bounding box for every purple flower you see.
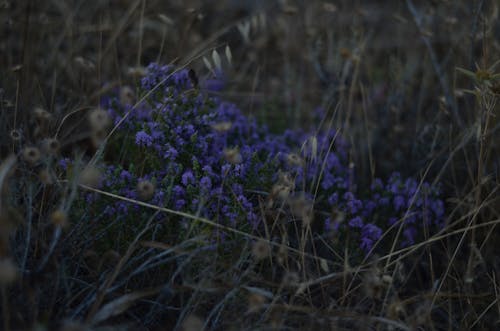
[135,131,153,147]
[349,216,364,228]
[181,170,195,186]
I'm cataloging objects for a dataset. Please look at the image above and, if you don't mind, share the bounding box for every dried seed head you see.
[79,166,101,188]
[41,138,60,156]
[126,66,147,78]
[74,56,95,71]
[286,153,304,167]
[38,168,54,185]
[270,184,291,201]
[136,180,155,201]
[252,239,271,261]
[289,194,314,226]
[50,209,68,228]
[59,320,88,331]
[387,298,406,320]
[33,107,52,123]
[88,108,111,131]
[247,292,266,313]
[363,267,385,299]
[22,146,41,165]
[91,129,107,148]
[277,171,295,188]
[119,86,135,105]
[223,147,242,164]
[276,244,288,266]
[181,314,204,331]
[282,271,300,287]
[0,258,18,285]
[9,129,22,142]
[211,121,232,133]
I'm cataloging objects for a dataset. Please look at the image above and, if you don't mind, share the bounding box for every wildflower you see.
[22,146,41,165]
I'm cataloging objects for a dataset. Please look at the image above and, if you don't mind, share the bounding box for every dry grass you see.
[0,0,499,330]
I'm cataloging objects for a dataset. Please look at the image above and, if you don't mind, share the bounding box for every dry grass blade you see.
[90,287,162,325]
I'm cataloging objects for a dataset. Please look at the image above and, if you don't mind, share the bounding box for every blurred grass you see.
[0,0,499,330]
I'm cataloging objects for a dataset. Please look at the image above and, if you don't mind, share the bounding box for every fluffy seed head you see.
[88,108,111,131]
[289,194,314,226]
[38,168,54,185]
[51,209,68,228]
[181,314,204,331]
[247,292,266,313]
[33,107,52,123]
[22,146,41,165]
[286,153,304,167]
[79,166,101,188]
[91,129,107,148]
[0,258,18,285]
[119,86,135,105]
[252,239,271,261]
[136,180,155,201]
[282,271,300,287]
[126,66,147,78]
[41,138,60,156]
[223,147,242,164]
[211,121,232,133]
[9,129,21,142]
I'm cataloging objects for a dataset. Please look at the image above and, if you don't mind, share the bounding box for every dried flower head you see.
[211,121,232,133]
[88,108,111,131]
[247,292,266,313]
[91,129,107,148]
[126,66,147,78]
[282,271,300,287]
[50,209,68,228]
[289,194,314,226]
[33,107,52,123]
[74,56,95,72]
[387,298,406,320]
[181,314,204,331]
[223,147,242,164]
[363,267,385,299]
[286,153,304,167]
[79,166,101,188]
[41,138,60,156]
[252,239,271,261]
[38,168,54,185]
[0,258,18,285]
[22,146,41,165]
[9,129,21,142]
[120,86,135,105]
[136,180,155,201]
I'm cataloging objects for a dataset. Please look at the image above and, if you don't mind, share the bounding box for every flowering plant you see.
[68,63,445,256]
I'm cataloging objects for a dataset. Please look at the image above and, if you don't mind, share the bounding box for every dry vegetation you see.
[0,0,499,330]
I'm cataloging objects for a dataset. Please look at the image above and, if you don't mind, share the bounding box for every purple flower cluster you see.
[71,63,445,254]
